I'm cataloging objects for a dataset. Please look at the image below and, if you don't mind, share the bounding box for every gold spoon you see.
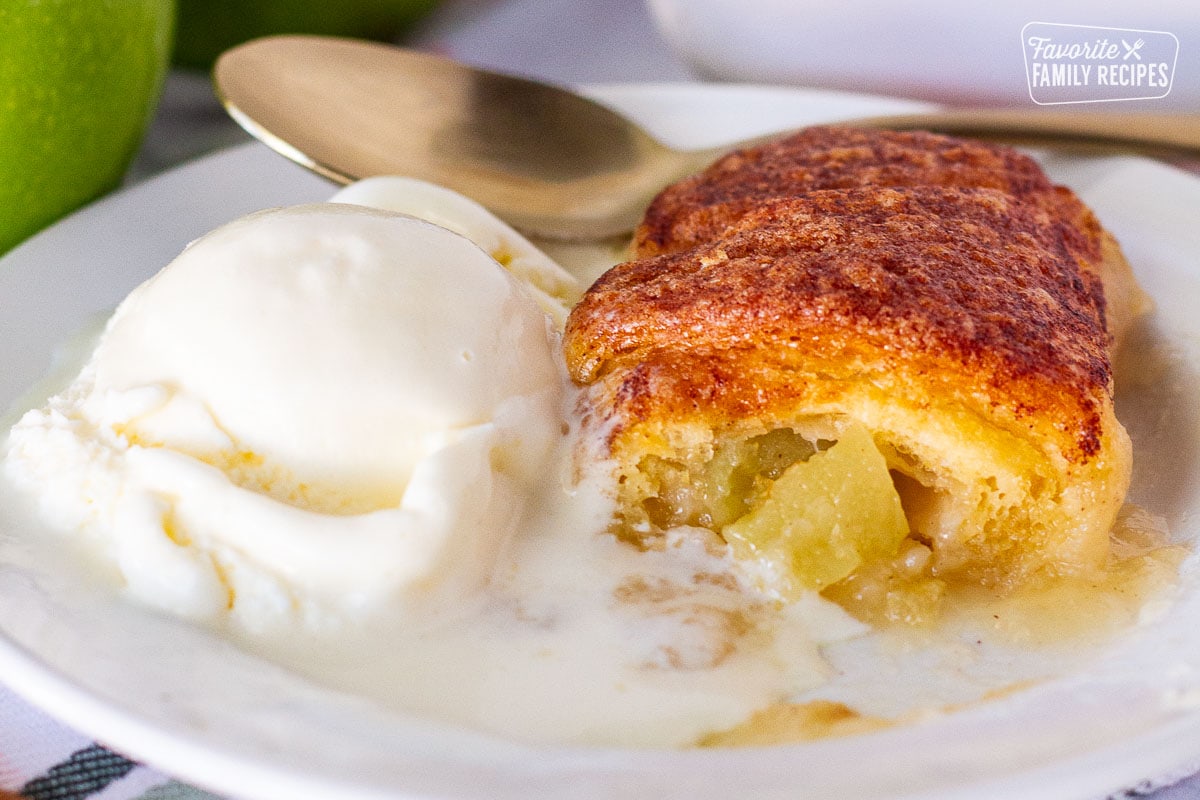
[213,34,1200,241]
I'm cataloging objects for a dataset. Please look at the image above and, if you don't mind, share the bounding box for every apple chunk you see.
[723,424,909,598]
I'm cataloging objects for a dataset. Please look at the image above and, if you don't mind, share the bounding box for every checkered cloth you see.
[0,686,219,800]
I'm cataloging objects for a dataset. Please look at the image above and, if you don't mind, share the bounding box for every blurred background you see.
[141,0,1198,178]
[136,0,694,178]
[5,0,1193,253]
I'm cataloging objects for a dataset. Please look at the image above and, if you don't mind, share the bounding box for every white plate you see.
[3,84,1200,800]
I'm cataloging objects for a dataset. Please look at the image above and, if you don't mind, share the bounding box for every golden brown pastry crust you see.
[570,186,1111,465]
[565,128,1137,589]
[634,126,1146,350]
[636,127,1054,258]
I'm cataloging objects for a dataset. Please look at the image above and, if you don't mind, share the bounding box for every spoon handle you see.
[672,110,1200,198]
[834,110,1198,158]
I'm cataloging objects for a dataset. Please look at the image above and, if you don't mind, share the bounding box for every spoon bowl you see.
[214,35,1200,240]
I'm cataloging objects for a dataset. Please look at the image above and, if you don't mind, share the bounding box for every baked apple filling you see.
[617,421,950,625]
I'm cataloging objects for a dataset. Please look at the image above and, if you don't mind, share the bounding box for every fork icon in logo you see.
[1122,38,1145,60]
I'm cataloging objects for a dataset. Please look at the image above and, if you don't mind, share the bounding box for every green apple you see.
[172,0,440,71]
[0,0,175,255]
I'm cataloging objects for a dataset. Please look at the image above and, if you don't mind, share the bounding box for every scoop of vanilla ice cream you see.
[331,176,581,327]
[4,203,566,627]
[85,203,559,510]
